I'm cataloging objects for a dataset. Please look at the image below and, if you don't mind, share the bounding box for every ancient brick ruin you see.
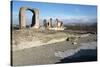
[19,7,65,30]
[19,7,40,29]
[43,18,65,30]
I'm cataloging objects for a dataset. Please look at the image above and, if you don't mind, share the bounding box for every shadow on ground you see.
[56,49,97,64]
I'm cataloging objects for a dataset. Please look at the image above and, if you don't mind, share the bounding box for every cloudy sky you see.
[11,1,97,25]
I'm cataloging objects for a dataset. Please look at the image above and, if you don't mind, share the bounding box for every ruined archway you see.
[19,7,39,29]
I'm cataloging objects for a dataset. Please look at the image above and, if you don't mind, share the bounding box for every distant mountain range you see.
[62,18,97,25]
[12,18,97,27]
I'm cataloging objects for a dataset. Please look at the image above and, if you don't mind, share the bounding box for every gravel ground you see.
[12,34,97,66]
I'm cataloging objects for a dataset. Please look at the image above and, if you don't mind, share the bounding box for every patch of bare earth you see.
[12,29,94,51]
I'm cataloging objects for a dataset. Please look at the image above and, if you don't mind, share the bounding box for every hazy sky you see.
[11,1,97,25]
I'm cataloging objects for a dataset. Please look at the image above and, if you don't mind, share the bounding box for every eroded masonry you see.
[19,7,65,30]
[19,7,40,29]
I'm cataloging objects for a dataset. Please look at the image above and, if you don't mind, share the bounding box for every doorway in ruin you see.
[25,10,33,28]
[19,7,39,29]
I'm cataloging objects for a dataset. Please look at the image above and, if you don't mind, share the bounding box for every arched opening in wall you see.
[25,10,34,28]
[19,7,39,29]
